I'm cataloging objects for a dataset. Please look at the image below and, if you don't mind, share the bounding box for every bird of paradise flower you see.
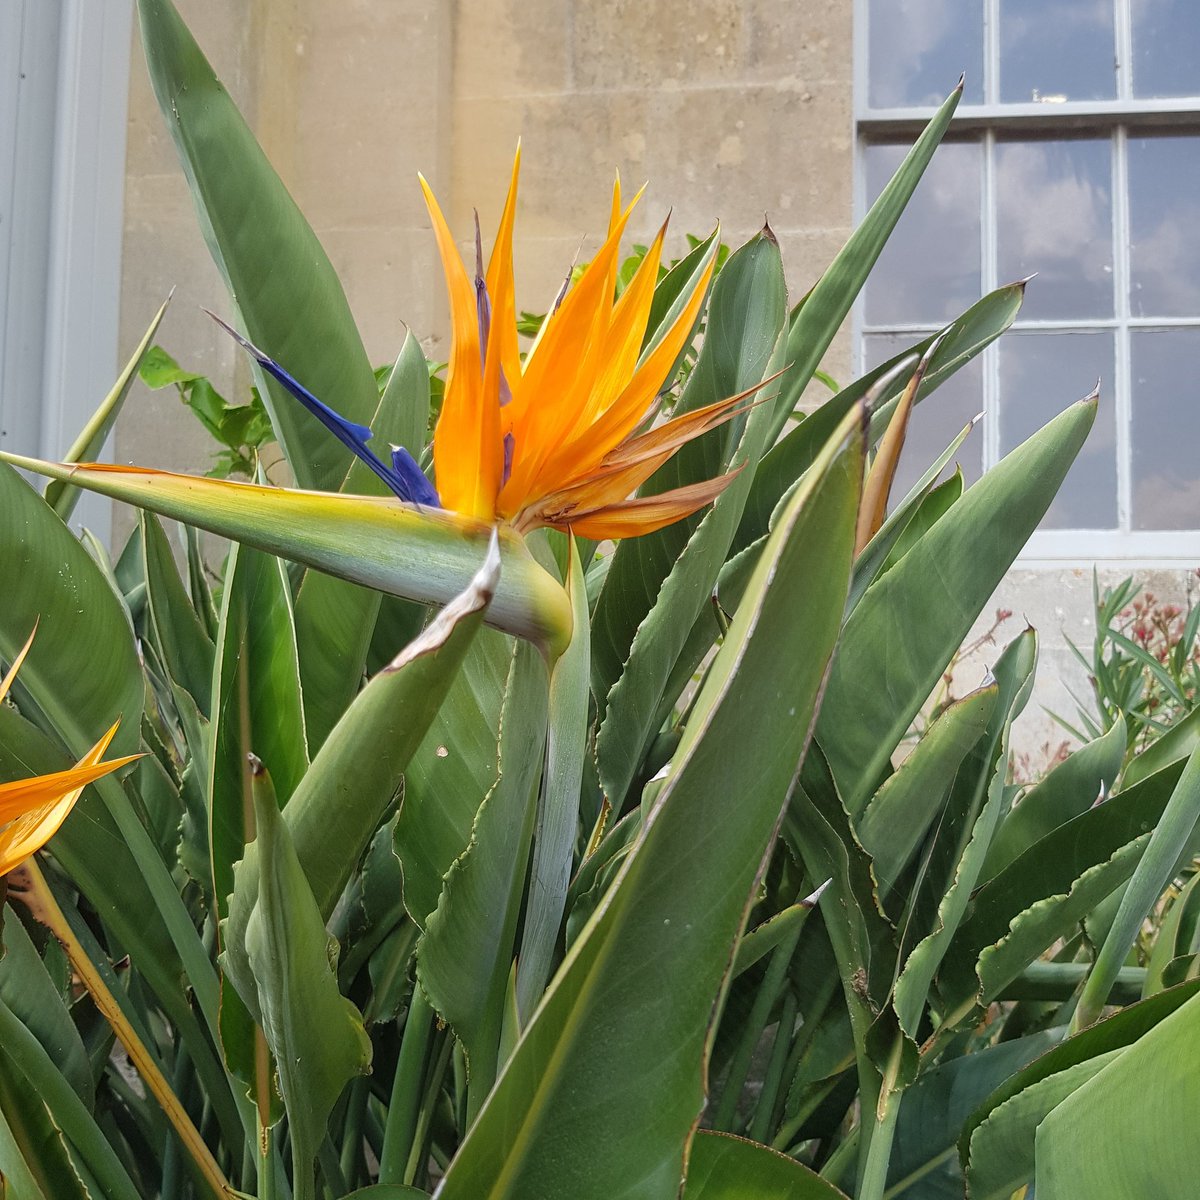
[0,627,139,876]
[1,153,763,651]
[212,148,755,540]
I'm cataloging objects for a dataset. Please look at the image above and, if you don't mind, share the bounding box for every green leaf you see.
[47,297,171,519]
[208,543,309,919]
[681,1131,849,1199]
[293,329,434,752]
[945,757,1187,1006]
[886,1029,1061,1199]
[0,997,142,1200]
[981,717,1126,881]
[436,404,863,1199]
[135,0,379,491]
[595,306,789,807]
[1123,700,1200,787]
[0,908,93,1107]
[395,631,513,927]
[967,1050,1119,1200]
[815,394,1097,815]
[1075,741,1200,1028]
[892,630,1037,1038]
[225,762,371,1195]
[417,639,548,1114]
[856,685,997,895]
[0,463,143,758]
[1036,995,1200,1199]
[141,512,215,715]
[515,538,591,1021]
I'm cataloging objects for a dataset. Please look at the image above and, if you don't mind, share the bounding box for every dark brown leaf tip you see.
[759,217,778,245]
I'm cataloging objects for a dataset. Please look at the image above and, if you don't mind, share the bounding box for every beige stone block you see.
[455,0,571,97]
[571,0,746,88]
[318,226,442,365]
[742,0,852,86]
[452,81,852,240]
[286,4,450,229]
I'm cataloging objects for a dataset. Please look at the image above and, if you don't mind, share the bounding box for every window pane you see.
[1000,0,1116,102]
[1132,0,1200,98]
[1131,329,1200,529]
[868,0,983,108]
[1129,135,1200,318]
[999,331,1116,528]
[864,141,981,326]
[996,138,1113,320]
[864,333,984,505]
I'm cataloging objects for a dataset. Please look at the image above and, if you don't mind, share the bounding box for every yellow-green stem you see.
[13,859,236,1200]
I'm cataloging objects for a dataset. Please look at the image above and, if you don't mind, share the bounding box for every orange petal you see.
[0,733,139,824]
[421,174,501,520]
[580,219,668,428]
[0,793,81,875]
[499,199,640,511]
[485,146,523,396]
[0,623,36,707]
[557,467,742,540]
[537,244,717,488]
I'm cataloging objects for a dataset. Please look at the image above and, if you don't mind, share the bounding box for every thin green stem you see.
[857,1036,906,1200]
[405,1031,453,1189]
[750,989,798,1143]
[818,1125,859,1187]
[378,987,436,1184]
[713,921,804,1130]
[858,1093,902,1200]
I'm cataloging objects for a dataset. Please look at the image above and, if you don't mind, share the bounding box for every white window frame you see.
[853,0,1200,565]
[1,0,133,542]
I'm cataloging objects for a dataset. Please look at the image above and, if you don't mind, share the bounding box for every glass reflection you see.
[1129,136,1200,318]
[999,331,1116,528]
[864,334,984,507]
[996,138,1113,320]
[1132,0,1200,98]
[1131,329,1200,529]
[864,141,982,326]
[868,0,984,108]
[1000,0,1116,102]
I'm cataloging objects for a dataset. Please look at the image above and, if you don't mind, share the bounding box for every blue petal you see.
[390,445,441,507]
[208,311,439,505]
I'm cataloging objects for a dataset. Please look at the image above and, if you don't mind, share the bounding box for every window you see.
[855,0,1200,560]
[0,0,133,540]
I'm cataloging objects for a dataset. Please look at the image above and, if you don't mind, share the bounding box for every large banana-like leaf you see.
[815,394,1097,815]
[135,0,379,492]
[0,464,142,758]
[0,454,572,653]
[437,405,864,1199]
[417,639,549,1117]
[681,1132,849,1199]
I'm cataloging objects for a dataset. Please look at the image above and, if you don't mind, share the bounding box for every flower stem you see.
[11,858,235,1199]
